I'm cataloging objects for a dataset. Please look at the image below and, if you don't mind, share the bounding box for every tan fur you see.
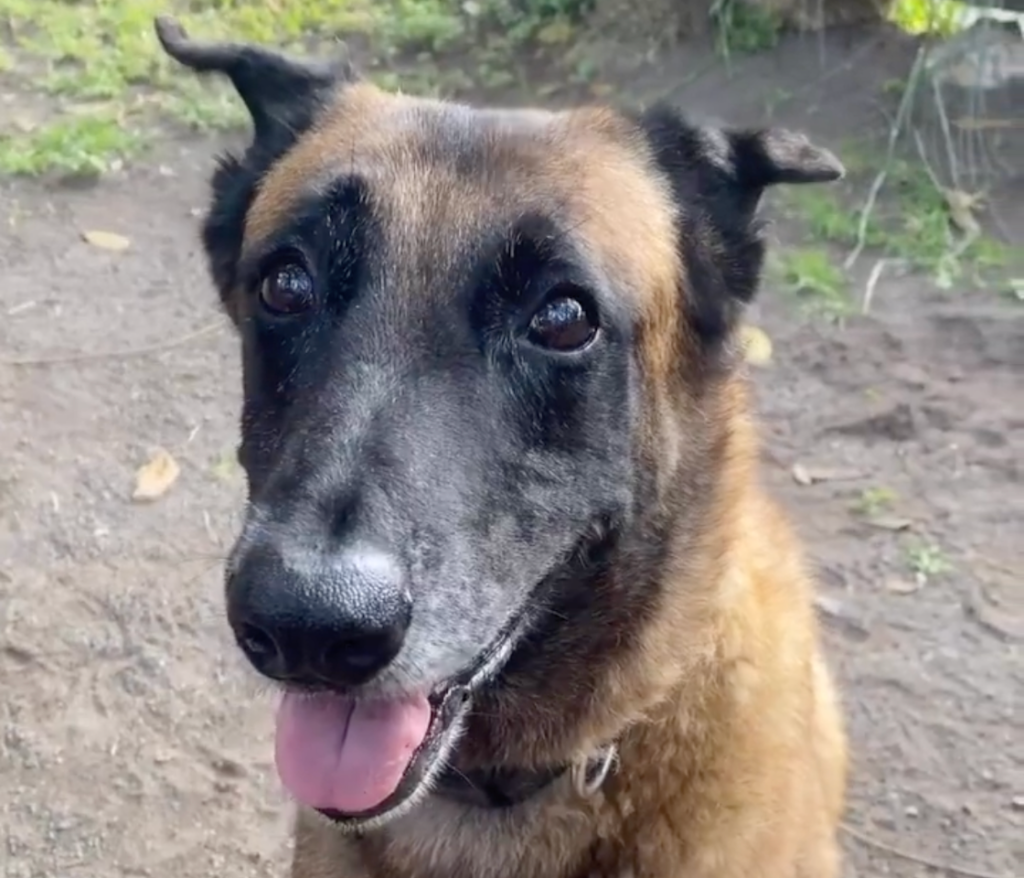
[241,85,847,878]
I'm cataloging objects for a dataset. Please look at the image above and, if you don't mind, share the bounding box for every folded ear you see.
[638,104,844,220]
[153,16,355,147]
[635,105,845,345]
[727,127,844,203]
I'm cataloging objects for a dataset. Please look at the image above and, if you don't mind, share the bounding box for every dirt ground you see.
[1,27,1021,878]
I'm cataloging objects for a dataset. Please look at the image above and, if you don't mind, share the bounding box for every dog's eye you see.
[527,289,597,352]
[259,262,315,316]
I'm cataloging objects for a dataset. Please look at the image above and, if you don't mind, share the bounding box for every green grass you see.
[905,540,953,580]
[776,143,1010,292]
[766,0,1014,297]
[0,0,583,176]
[853,486,899,518]
[710,0,782,62]
[0,113,146,177]
[769,247,851,320]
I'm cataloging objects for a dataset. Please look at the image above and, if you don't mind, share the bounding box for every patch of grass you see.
[0,0,433,106]
[778,143,1010,291]
[0,0,584,176]
[853,486,898,518]
[905,540,953,580]
[710,0,782,61]
[770,247,850,320]
[0,113,145,177]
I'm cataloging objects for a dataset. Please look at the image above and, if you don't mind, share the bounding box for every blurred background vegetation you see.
[0,0,1019,297]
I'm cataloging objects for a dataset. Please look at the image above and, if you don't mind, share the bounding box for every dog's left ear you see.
[724,126,845,216]
[637,104,844,220]
[635,105,844,345]
[154,16,355,148]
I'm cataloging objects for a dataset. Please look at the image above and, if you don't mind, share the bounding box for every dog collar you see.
[430,744,618,809]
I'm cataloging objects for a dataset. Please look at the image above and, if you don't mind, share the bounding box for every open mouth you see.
[273,610,532,830]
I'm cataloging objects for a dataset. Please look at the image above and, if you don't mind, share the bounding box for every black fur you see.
[634,103,842,348]
[152,16,354,312]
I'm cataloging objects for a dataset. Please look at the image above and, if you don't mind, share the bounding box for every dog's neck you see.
[429,745,618,808]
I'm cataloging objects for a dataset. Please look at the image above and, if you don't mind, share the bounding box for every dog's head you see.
[157,17,842,832]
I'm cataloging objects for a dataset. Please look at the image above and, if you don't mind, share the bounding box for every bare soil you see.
[1,28,1021,878]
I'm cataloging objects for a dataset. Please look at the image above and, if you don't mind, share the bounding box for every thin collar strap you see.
[430,744,618,809]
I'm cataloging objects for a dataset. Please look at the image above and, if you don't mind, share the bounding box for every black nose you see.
[228,542,412,688]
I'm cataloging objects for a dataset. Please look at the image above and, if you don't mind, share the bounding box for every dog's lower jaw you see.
[288,543,846,878]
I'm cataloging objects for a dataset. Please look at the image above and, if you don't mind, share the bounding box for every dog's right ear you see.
[154,16,355,148]
[154,18,357,317]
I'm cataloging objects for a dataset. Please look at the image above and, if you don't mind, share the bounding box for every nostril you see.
[238,623,280,669]
[318,628,405,686]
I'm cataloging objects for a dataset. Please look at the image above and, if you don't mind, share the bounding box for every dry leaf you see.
[83,230,131,252]
[942,188,984,237]
[867,515,913,532]
[792,463,813,486]
[132,448,180,502]
[739,324,773,367]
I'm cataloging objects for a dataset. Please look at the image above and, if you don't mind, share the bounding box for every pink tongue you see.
[274,691,432,814]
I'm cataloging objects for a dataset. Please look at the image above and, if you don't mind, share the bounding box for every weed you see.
[710,0,782,61]
[778,142,1009,291]
[782,188,864,246]
[905,540,952,580]
[0,114,145,177]
[854,486,899,518]
[770,248,850,320]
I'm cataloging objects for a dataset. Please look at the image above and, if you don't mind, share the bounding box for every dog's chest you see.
[362,793,611,878]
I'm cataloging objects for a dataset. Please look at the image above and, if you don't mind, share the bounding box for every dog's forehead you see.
[243,84,681,291]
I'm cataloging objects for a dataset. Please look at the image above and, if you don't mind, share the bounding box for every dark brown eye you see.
[527,292,597,352]
[259,262,315,315]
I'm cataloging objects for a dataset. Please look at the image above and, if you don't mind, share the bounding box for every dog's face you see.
[157,17,842,832]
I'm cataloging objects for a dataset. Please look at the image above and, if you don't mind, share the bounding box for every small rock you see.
[1011,795,1024,812]
[885,576,922,595]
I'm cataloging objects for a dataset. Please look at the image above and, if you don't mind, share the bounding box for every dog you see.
[156,16,848,878]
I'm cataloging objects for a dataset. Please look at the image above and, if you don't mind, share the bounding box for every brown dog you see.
[156,17,847,878]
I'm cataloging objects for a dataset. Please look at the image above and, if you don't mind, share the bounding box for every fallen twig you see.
[862,259,887,314]
[0,321,222,367]
[844,45,928,272]
[842,821,1014,878]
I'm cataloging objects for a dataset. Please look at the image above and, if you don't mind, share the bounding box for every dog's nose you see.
[228,543,412,688]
